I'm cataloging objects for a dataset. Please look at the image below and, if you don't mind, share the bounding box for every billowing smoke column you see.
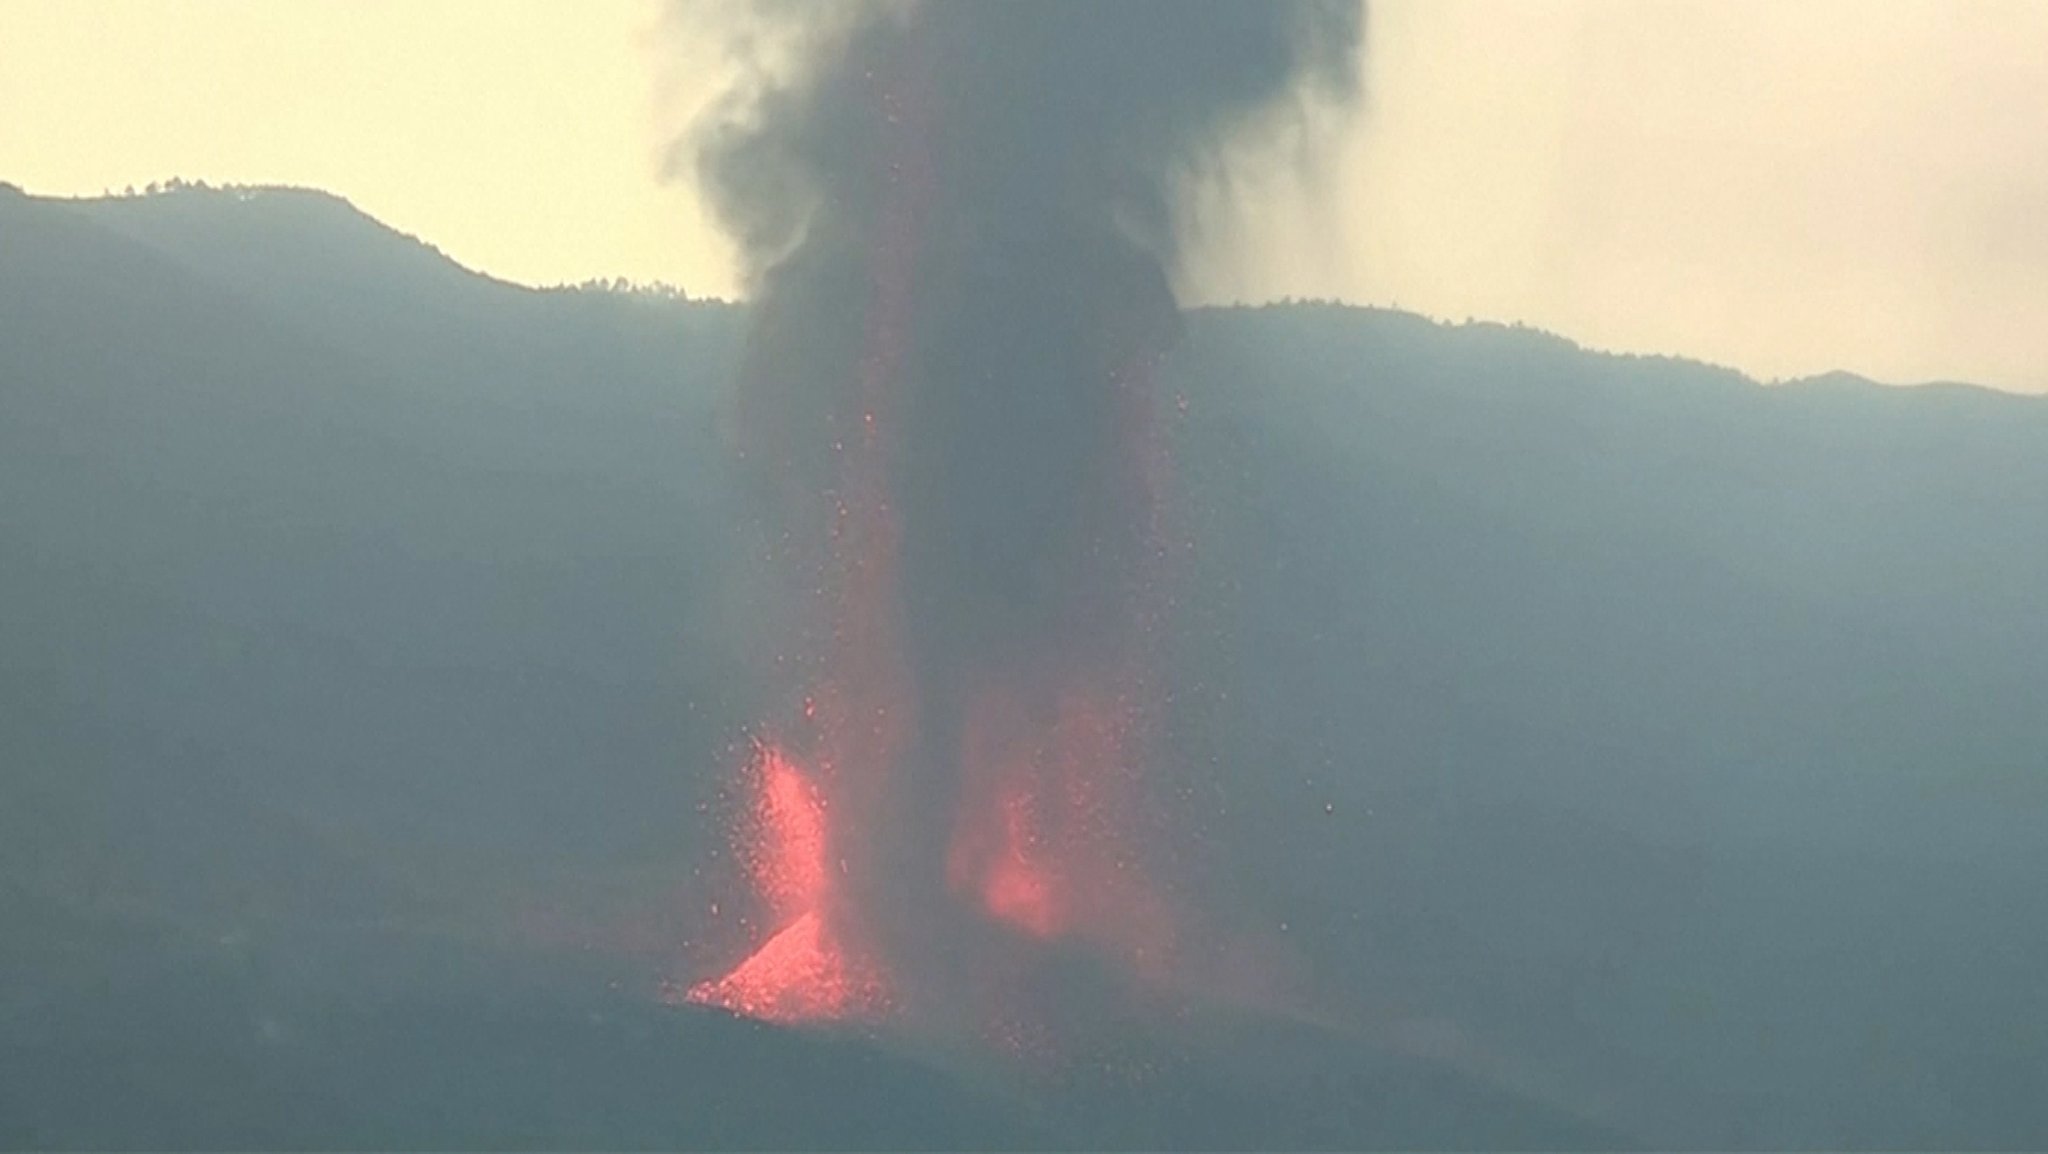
[678,0,1363,1035]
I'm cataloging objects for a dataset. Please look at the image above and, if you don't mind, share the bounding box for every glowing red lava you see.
[677,43,1183,1042]
[680,740,887,1025]
[744,741,829,917]
[944,679,1178,979]
[683,909,885,1026]
[954,781,1066,940]
[677,51,928,1030]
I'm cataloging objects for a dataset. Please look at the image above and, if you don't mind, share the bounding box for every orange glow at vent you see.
[682,909,885,1025]
[977,785,1067,940]
[679,740,888,1024]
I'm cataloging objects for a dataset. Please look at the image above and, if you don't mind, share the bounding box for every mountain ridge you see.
[20,181,2032,397]
[3,180,2045,1148]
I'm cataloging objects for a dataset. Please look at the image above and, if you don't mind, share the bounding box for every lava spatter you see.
[679,739,888,1024]
[668,0,1362,1049]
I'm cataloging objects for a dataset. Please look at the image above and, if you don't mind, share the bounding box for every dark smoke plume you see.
[677,0,1365,1023]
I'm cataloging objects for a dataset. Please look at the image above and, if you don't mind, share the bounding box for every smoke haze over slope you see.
[2,184,2046,1147]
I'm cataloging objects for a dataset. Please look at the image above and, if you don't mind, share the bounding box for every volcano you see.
[668,0,1364,1049]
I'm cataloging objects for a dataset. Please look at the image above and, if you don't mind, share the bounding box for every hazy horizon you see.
[3,0,2043,392]
[6,5,2048,1141]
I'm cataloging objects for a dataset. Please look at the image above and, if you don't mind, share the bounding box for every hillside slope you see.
[3,185,2045,1148]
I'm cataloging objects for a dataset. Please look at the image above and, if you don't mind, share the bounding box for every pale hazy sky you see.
[3,0,2043,391]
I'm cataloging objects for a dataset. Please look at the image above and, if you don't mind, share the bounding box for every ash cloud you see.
[683,1,1363,286]
[675,0,1366,1005]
